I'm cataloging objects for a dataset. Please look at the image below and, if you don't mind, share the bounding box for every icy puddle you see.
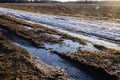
[45,39,80,53]
[0,30,108,80]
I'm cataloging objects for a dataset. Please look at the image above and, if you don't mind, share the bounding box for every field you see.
[0,3,120,22]
[0,3,120,80]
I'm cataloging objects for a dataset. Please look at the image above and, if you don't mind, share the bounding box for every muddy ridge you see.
[54,51,120,80]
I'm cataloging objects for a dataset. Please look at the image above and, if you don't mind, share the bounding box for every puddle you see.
[1,30,109,80]
[8,34,93,80]
[17,46,95,80]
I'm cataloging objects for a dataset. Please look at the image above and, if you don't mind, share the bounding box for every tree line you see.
[0,0,56,3]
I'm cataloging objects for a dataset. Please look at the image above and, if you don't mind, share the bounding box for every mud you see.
[54,51,120,80]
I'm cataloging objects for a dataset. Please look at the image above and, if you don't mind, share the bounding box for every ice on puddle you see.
[0,7,120,50]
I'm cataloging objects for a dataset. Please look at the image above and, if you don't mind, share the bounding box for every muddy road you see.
[0,7,120,80]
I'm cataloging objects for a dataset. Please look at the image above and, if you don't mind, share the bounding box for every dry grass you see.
[0,3,120,22]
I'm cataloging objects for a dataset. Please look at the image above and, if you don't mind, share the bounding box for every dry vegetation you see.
[0,3,120,22]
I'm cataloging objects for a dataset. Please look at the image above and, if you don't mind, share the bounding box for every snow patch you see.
[0,7,120,50]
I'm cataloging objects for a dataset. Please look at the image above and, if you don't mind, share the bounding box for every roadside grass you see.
[0,3,120,22]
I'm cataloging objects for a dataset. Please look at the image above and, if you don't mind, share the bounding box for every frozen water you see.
[0,7,120,50]
[45,39,98,53]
